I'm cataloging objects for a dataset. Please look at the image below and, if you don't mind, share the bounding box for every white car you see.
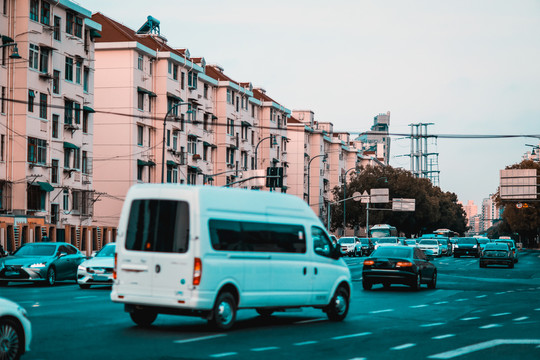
[338,237,360,256]
[418,239,440,257]
[373,237,401,250]
[77,243,116,289]
[0,297,32,359]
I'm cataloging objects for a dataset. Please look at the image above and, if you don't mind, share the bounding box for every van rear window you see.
[125,199,189,253]
[209,220,306,253]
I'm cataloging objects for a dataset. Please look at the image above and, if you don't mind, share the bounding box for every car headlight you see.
[29,262,47,268]
[454,245,459,248]
[78,265,86,271]
[473,245,477,248]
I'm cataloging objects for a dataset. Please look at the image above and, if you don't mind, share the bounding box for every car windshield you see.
[405,240,417,245]
[96,244,116,257]
[339,238,355,244]
[484,250,509,257]
[14,244,56,256]
[360,239,370,245]
[377,238,399,244]
[476,238,490,244]
[484,244,508,251]
[419,240,438,245]
[495,240,515,248]
[372,247,411,258]
[457,238,477,244]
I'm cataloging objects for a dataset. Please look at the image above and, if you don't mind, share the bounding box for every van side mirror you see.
[332,244,342,260]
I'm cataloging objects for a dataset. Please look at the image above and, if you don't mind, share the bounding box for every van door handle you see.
[303,267,307,275]
[314,267,318,275]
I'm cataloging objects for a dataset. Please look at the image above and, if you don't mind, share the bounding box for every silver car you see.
[77,243,116,289]
[0,297,32,359]
[418,239,440,257]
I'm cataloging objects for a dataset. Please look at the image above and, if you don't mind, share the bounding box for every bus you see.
[369,224,398,238]
[433,228,459,238]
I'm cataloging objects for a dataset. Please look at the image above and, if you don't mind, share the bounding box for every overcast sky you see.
[77,0,540,212]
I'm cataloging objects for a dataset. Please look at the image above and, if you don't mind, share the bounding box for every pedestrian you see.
[0,243,5,257]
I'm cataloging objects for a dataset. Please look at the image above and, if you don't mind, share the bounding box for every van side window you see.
[209,219,306,253]
[125,199,190,253]
[312,226,333,258]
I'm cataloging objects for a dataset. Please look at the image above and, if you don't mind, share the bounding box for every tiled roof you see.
[205,65,240,86]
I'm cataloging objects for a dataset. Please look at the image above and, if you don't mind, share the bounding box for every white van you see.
[111,184,352,330]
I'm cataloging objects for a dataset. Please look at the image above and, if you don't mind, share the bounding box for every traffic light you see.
[266,167,284,188]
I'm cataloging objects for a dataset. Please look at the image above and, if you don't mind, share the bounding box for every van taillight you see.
[113,253,117,280]
[193,257,202,286]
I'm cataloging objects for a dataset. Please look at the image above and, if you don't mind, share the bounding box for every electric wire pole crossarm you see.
[161,101,190,183]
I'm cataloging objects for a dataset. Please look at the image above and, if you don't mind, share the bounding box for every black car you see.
[358,238,375,256]
[362,246,437,291]
[480,243,514,268]
[0,242,85,286]
[453,237,481,258]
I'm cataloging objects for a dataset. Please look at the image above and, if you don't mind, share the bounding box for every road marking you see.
[391,343,416,350]
[421,322,445,327]
[251,347,279,352]
[369,309,394,314]
[432,334,456,340]
[535,308,540,311]
[455,298,468,302]
[74,295,97,300]
[460,317,480,321]
[295,318,326,324]
[348,358,367,360]
[428,339,540,359]
[294,341,318,346]
[410,304,428,308]
[480,324,502,329]
[434,301,449,305]
[210,353,237,358]
[32,303,40,308]
[475,295,487,298]
[491,312,511,317]
[174,334,226,344]
[332,332,372,340]
[495,291,506,295]
[513,317,529,321]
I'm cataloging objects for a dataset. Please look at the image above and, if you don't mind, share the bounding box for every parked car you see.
[417,239,441,257]
[373,237,402,250]
[338,237,360,257]
[362,246,437,291]
[358,238,375,256]
[480,243,514,268]
[0,242,85,286]
[494,239,518,263]
[454,238,481,258]
[77,243,116,289]
[0,297,32,359]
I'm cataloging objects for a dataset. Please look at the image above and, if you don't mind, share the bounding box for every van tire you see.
[130,308,157,327]
[209,292,236,331]
[326,286,349,321]
[256,309,274,317]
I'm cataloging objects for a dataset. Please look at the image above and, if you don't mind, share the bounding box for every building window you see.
[227,89,231,104]
[83,67,89,92]
[82,112,88,133]
[53,70,60,94]
[27,137,47,165]
[188,71,197,89]
[64,99,73,124]
[41,1,50,25]
[63,189,69,210]
[226,147,235,165]
[82,151,88,174]
[203,84,209,99]
[73,148,80,169]
[39,48,49,73]
[173,64,178,80]
[75,61,82,84]
[0,134,4,161]
[181,72,185,90]
[52,114,59,138]
[65,57,73,81]
[28,90,35,112]
[51,204,59,224]
[72,190,80,212]
[39,93,47,119]
[137,165,143,181]
[74,15,83,38]
[137,54,143,70]
[29,0,39,21]
[167,97,179,116]
[168,60,172,74]
[27,184,46,211]
[53,16,61,41]
[64,148,71,168]
[137,92,144,111]
[66,12,73,35]
[166,129,170,146]
[73,102,80,124]
[172,131,178,150]
[29,44,39,70]
[187,171,196,185]
[51,159,59,183]
[137,125,143,146]
[1,87,5,113]
[227,118,234,136]
[187,136,196,155]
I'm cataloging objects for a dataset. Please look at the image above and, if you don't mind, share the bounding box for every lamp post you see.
[307,154,327,205]
[342,166,359,235]
[161,102,189,183]
[254,135,278,170]
[0,35,22,59]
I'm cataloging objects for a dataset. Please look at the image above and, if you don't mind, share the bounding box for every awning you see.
[272,158,279,163]
[83,106,95,113]
[203,141,214,147]
[137,159,155,166]
[241,121,252,127]
[37,181,54,192]
[137,86,157,98]
[166,160,178,166]
[166,92,183,102]
[90,29,101,38]
[188,165,202,173]
[63,141,79,150]
[229,145,238,150]
[188,134,199,139]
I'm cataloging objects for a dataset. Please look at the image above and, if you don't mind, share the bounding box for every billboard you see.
[499,169,538,200]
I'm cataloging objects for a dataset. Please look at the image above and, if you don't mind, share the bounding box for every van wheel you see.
[130,308,157,327]
[256,309,274,317]
[209,292,236,331]
[326,286,349,321]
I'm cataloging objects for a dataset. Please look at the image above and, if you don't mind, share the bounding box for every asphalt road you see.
[2,250,540,360]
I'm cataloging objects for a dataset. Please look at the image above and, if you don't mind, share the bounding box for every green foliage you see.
[330,165,468,237]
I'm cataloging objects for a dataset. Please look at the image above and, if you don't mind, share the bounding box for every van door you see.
[310,226,342,306]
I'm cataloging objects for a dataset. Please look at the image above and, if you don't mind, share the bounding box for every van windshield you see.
[125,199,189,253]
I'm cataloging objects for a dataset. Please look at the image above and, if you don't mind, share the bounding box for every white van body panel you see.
[112,184,351,318]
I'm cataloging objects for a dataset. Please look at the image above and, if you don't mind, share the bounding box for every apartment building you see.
[356,111,391,165]
[481,195,502,232]
[0,0,100,250]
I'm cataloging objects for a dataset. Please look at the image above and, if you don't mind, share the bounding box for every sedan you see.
[417,239,440,257]
[494,239,518,263]
[358,238,375,256]
[480,243,514,268]
[373,237,402,250]
[77,243,116,289]
[454,238,481,258]
[0,242,85,286]
[0,297,32,359]
[362,246,437,291]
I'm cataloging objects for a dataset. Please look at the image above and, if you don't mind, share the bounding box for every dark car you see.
[480,243,514,268]
[494,239,518,263]
[358,238,375,256]
[0,242,85,286]
[362,246,437,291]
[453,237,481,258]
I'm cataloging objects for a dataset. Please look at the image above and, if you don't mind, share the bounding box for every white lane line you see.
[210,353,238,358]
[432,334,456,340]
[421,322,445,327]
[410,304,428,309]
[295,318,326,324]
[428,339,540,359]
[535,308,540,311]
[475,295,487,298]
[74,295,97,300]
[391,343,416,350]
[251,347,279,352]
[455,298,468,302]
[495,291,506,295]
[491,312,511,317]
[479,324,502,329]
[174,334,226,344]
[294,341,318,346]
[348,358,367,360]
[369,309,394,314]
[332,332,372,340]
[513,316,529,321]
[460,317,480,321]
[434,301,449,305]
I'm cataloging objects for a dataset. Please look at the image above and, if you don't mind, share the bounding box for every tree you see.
[330,165,468,237]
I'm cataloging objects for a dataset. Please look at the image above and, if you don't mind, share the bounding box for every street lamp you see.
[343,166,360,235]
[161,102,189,183]
[307,154,327,205]
[254,135,278,170]
[0,35,22,59]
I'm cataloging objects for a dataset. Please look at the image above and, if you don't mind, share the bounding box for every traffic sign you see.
[370,188,389,203]
[393,198,416,211]
[352,192,362,201]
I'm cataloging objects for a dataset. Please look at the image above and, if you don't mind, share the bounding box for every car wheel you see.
[479,262,485,268]
[509,262,514,269]
[383,282,391,289]
[79,284,91,289]
[362,280,372,290]
[326,286,349,321]
[129,308,157,327]
[0,318,24,360]
[428,270,437,289]
[0,280,8,287]
[209,292,236,331]
[454,254,459,258]
[46,267,56,286]
[256,309,274,317]
[411,273,421,291]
